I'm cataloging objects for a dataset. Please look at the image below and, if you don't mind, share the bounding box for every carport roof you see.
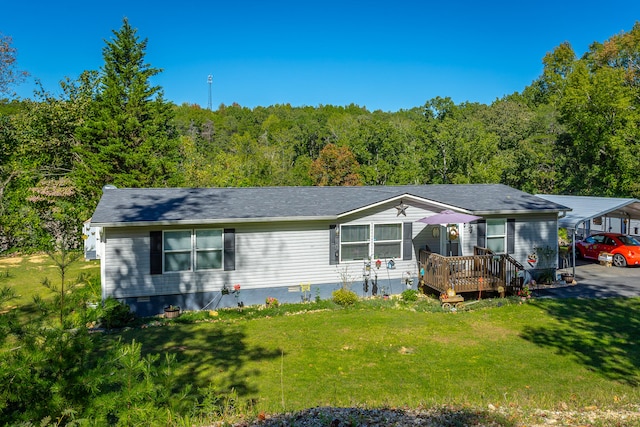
[535,194,640,230]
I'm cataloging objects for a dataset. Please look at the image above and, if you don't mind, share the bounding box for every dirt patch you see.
[0,257,22,266]
[28,255,49,264]
[0,254,51,266]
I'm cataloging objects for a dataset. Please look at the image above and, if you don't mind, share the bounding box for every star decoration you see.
[395,201,409,216]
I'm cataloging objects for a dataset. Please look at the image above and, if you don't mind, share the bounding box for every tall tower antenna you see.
[207,74,213,110]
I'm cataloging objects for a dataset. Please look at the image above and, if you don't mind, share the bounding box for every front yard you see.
[1,254,639,426]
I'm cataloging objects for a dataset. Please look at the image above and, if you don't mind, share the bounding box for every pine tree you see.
[74,18,181,199]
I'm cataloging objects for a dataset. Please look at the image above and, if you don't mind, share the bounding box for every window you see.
[486,219,506,253]
[340,224,370,261]
[195,229,223,270]
[164,230,192,272]
[163,229,224,272]
[373,224,402,258]
[340,223,402,261]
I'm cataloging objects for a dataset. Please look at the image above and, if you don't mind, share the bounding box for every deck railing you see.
[419,247,524,295]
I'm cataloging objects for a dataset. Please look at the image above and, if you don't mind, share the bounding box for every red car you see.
[575,232,640,267]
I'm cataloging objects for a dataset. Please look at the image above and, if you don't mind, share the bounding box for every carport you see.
[536,194,640,276]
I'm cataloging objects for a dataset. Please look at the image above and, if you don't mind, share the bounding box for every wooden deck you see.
[419,247,524,296]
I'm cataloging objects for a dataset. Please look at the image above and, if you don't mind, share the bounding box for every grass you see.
[2,254,639,424]
[119,298,640,419]
[0,253,100,307]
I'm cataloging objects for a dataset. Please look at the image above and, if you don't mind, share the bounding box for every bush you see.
[332,288,358,306]
[100,297,136,329]
[265,297,279,308]
[401,289,419,302]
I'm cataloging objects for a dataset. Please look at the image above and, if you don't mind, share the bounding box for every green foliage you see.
[99,297,136,329]
[265,296,279,307]
[400,288,419,302]
[73,18,181,201]
[2,266,639,426]
[6,21,640,253]
[331,287,359,306]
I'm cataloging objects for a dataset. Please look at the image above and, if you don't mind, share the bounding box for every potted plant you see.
[560,272,574,284]
[517,285,531,301]
[164,305,180,319]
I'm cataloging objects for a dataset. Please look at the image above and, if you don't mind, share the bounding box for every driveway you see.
[535,260,640,298]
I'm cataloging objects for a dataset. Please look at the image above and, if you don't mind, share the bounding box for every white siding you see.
[459,213,558,269]
[100,202,559,301]
[102,200,441,299]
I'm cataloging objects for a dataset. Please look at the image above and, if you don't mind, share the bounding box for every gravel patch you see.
[226,405,640,427]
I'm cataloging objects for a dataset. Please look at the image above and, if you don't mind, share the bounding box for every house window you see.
[164,230,192,272]
[340,224,370,261]
[163,229,224,272]
[340,223,402,261]
[373,223,402,258]
[195,229,223,270]
[486,219,506,253]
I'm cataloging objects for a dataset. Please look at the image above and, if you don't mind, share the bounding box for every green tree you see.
[74,18,181,200]
[527,41,577,106]
[558,61,639,196]
[0,75,96,251]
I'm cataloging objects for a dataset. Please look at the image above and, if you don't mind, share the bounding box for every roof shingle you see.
[91,184,570,226]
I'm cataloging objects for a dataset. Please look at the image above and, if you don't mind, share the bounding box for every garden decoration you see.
[300,283,311,302]
[164,305,180,318]
[233,283,243,307]
[221,283,230,295]
[362,261,370,294]
[402,271,414,289]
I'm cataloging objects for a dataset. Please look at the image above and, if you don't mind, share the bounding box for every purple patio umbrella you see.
[417,209,482,225]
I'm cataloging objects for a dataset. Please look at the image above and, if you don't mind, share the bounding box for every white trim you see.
[163,228,225,273]
[486,218,507,253]
[339,221,403,262]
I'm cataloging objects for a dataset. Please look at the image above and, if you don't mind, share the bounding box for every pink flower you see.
[233,284,241,291]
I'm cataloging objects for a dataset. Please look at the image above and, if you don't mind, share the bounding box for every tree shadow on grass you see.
[118,322,281,398]
[248,406,517,426]
[520,298,640,386]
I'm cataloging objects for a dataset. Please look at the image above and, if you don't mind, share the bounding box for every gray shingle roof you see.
[91,184,570,227]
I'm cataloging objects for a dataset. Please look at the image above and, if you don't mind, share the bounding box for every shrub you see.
[265,297,279,308]
[401,289,419,302]
[332,288,358,306]
[100,297,136,329]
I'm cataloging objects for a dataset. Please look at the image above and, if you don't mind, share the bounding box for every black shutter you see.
[402,222,412,260]
[150,231,163,275]
[476,220,486,248]
[507,218,515,254]
[224,228,235,271]
[329,224,339,265]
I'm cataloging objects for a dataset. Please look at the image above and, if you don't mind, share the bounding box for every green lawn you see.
[0,253,100,308]
[2,254,639,424]
[119,298,640,417]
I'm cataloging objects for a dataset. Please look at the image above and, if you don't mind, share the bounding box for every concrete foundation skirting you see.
[119,277,417,317]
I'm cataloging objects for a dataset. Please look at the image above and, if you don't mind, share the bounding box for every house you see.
[90,184,570,316]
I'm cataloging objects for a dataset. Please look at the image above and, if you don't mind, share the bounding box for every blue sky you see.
[3,1,640,111]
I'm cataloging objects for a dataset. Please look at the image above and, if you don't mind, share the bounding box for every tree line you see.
[1,19,640,252]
